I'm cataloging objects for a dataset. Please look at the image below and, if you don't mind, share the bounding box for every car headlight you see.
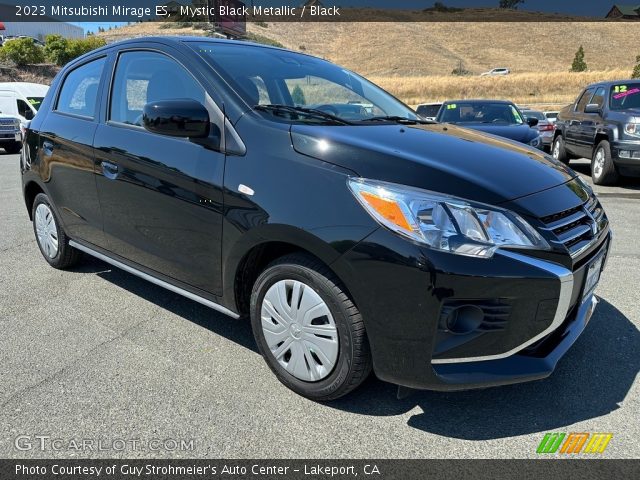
[624,122,639,137]
[348,178,550,258]
[13,118,20,128]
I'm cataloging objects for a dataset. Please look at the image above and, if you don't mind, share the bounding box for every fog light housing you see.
[619,150,631,158]
[444,305,484,335]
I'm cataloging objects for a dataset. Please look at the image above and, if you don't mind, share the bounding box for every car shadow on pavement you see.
[74,258,638,440]
[76,256,259,353]
[329,299,639,440]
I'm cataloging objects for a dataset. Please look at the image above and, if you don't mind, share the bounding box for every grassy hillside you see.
[97,20,640,107]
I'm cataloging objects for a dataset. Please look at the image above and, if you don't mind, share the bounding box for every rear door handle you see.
[42,141,53,156]
[101,161,119,180]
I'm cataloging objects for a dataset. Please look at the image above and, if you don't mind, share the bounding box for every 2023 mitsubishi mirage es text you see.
[21,37,611,400]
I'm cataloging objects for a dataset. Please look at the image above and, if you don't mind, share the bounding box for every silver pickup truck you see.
[0,116,21,154]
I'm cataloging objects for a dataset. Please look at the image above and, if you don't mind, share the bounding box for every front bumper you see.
[334,227,611,391]
[612,139,640,176]
[0,131,21,142]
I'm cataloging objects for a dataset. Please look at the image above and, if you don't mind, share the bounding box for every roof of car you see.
[585,79,639,88]
[442,99,515,104]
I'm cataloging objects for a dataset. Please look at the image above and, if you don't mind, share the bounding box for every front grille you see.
[540,194,607,256]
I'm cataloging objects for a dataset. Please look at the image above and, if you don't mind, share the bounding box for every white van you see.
[0,82,49,124]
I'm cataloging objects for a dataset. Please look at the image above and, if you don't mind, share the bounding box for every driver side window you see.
[575,88,595,113]
[109,51,205,127]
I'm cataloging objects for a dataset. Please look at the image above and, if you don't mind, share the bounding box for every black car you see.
[553,80,640,185]
[436,99,543,149]
[21,37,611,400]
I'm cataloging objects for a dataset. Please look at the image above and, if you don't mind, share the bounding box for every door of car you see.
[576,86,606,156]
[37,56,107,248]
[93,48,226,296]
[565,87,594,156]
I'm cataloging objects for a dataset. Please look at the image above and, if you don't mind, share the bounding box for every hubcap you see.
[552,140,560,158]
[261,279,339,382]
[34,203,59,258]
[593,148,605,178]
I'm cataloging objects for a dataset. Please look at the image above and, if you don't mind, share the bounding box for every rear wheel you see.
[250,253,372,401]
[32,193,81,269]
[591,140,619,186]
[551,135,569,164]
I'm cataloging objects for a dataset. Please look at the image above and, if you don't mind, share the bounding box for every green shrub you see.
[571,45,588,72]
[632,55,640,79]
[44,35,106,66]
[291,85,306,105]
[0,38,45,66]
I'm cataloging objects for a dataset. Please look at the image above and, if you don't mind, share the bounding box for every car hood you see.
[447,123,539,143]
[290,123,576,206]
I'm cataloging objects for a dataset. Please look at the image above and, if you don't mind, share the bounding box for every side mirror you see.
[526,117,538,127]
[143,99,209,139]
[584,103,601,114]
[24,109,34,120]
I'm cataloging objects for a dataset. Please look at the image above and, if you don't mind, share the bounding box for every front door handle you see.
[101,161,119,180]
[42,141,53,156]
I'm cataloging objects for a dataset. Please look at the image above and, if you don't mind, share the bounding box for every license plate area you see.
[582,249,605,301]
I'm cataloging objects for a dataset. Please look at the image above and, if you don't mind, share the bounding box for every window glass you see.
[110,51,205,126]
[439,102,523,125]
[575,88,595,112]
[590,87,606,109]
[610,83,640,110]
[56,57,105,118]
[17,99,32,118]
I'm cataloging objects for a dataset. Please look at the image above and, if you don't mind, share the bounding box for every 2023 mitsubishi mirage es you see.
[21,37,611,401]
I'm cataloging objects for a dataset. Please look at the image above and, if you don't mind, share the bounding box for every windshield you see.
[610,83,640,110]
[191,42,417,123]
[27,97,44,111]
[439,102,524,125]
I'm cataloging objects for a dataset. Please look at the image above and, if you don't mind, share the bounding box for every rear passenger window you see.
[109,51,205,126]
[56,57,105,118]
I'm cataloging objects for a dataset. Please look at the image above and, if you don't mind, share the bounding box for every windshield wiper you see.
[360,116,435,125]
[254,104,353,125]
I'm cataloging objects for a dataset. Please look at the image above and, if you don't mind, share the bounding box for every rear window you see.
[610,83,640,110]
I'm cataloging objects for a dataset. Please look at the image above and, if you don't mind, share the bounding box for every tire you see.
[32,193,82,269]
[250,253,372,401]
[551,135,569,164]
[3,142,21,154]
[591,140,619,186]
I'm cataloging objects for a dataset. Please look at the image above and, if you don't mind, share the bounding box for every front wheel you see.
[32,193,82,269]
[591,140,619,186]
[3,142,21,154]
[250,253,372,401]
[551,135,569,164]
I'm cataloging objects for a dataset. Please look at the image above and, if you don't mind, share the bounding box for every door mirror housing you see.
[142,99,210,139]
[24,109,34,120]
[526,117,538,127]
[584,103,601,114]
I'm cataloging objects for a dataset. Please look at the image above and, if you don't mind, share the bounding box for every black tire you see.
[551,135,569,164]
[4,142,21,154]
[591,140,619,186]
[250,253,372,401]
[32,193,82,269]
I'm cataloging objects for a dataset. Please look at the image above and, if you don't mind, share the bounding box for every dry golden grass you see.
[370,69,632,108]
[98,22,639,108]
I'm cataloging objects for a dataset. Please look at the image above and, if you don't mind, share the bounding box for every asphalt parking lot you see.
[1,153,639,459]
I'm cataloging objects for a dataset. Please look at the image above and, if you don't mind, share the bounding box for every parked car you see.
[436,99,543,149]
[553,80,640,185]
[480,67,510,76]
[0,115,22,153]
[0,82,49,127]
[415,102,442,121]
[544,111,560,124]
[521,109,554,151]
[22,37,611,400]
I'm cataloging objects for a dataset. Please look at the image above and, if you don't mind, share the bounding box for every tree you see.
[571,45,587,72]
[632,55,640,79]
[291,85,306,105]
[0,38,45,66]
[499,0,524,8]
